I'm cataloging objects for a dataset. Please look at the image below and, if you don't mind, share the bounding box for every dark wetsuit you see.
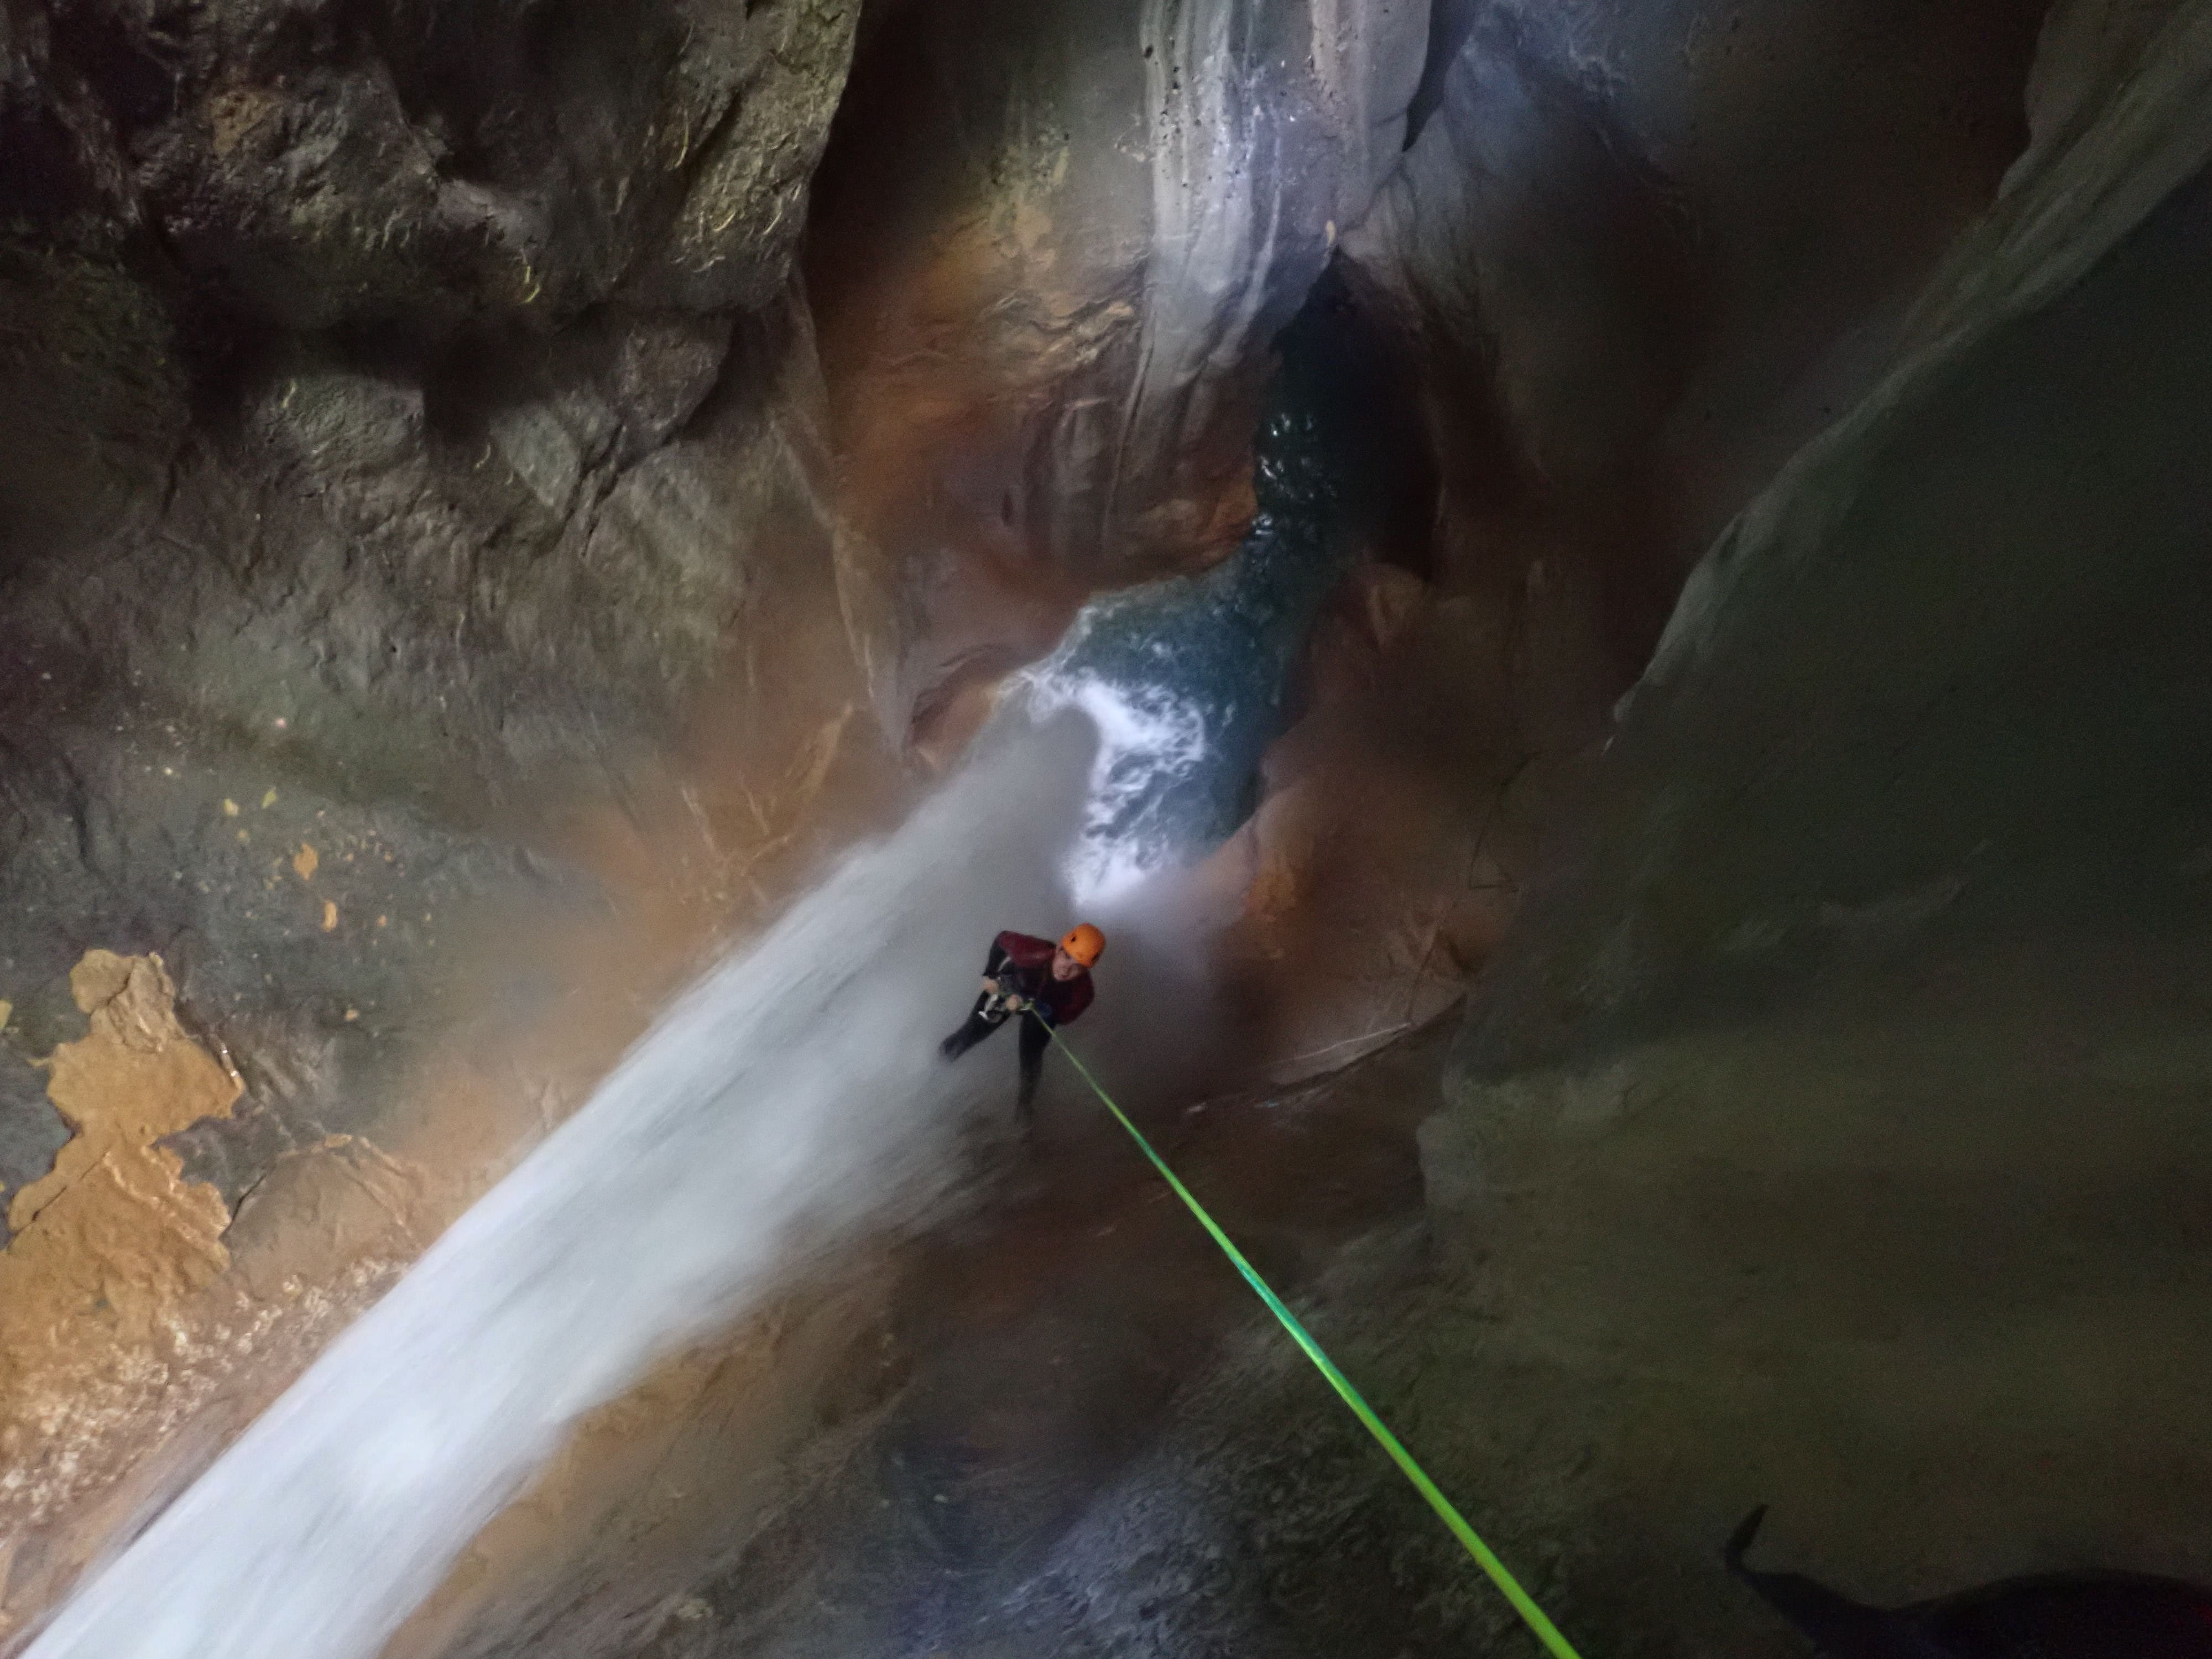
[939,930,1095,1122]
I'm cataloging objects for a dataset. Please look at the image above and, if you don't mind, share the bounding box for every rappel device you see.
[980,968,1051,1023]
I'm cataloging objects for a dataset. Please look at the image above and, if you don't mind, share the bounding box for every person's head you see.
[1053,922,1105,980]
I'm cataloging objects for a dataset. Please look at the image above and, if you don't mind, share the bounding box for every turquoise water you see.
[1023,293,1389,900]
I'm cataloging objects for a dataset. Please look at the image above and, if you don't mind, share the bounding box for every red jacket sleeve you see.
[994,931,1056,970]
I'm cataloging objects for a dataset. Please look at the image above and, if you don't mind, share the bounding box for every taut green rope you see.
[1045,1028,1585,1659]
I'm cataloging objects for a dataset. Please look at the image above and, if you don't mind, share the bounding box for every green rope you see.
[1045,1028,1586,1659]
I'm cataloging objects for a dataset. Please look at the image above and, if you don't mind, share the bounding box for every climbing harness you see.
[1045,1029,1587,1659]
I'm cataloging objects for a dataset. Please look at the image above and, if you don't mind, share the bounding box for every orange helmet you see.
[1059,923,1105,967]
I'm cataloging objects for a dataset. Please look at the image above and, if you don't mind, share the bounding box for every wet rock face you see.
[1190,0,2064,1077]
[0,0,881,1616]
[1340,0,2052,740]
[4,0,854,661]
[1463,71,2212,1065]
[804,0,1428,735]
[3,0,848,326]
[0,0,864,1172]
[2,0,857,749]
[1171,0,2064,1060]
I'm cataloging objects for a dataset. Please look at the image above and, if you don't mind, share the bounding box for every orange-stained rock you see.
[0,953,242,1385]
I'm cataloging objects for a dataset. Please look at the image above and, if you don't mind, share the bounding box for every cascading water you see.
[1020,290,1375,905]
[28,281,1381,1659]
[24,729,1096,1659]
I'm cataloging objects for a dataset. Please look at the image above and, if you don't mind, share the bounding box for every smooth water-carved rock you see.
[807,0,1428,730]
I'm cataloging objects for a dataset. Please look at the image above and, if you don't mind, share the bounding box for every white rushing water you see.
[1019,636,1211,908]
[25,713,1140,1659]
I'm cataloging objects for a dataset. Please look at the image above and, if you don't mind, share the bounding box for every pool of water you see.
[1020,281,1399,904]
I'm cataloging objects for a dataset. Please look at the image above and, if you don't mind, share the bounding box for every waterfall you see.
[25,724,1101,1659]
[25,300,1368,1655]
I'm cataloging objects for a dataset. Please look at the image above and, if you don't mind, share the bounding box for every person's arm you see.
[990,932,1054,1003]
[973,937,1005,999]
[996,932,1055,968]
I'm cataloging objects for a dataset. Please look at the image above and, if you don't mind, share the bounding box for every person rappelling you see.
[939,924,1105,1125]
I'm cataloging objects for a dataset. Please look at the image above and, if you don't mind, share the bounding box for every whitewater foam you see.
[1015,615,1212,906]
[24,724,1095,1659]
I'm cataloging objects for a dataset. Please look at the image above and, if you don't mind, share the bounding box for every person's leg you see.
[940,1000,1004,1060]
[1016,1014,1051,1125]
